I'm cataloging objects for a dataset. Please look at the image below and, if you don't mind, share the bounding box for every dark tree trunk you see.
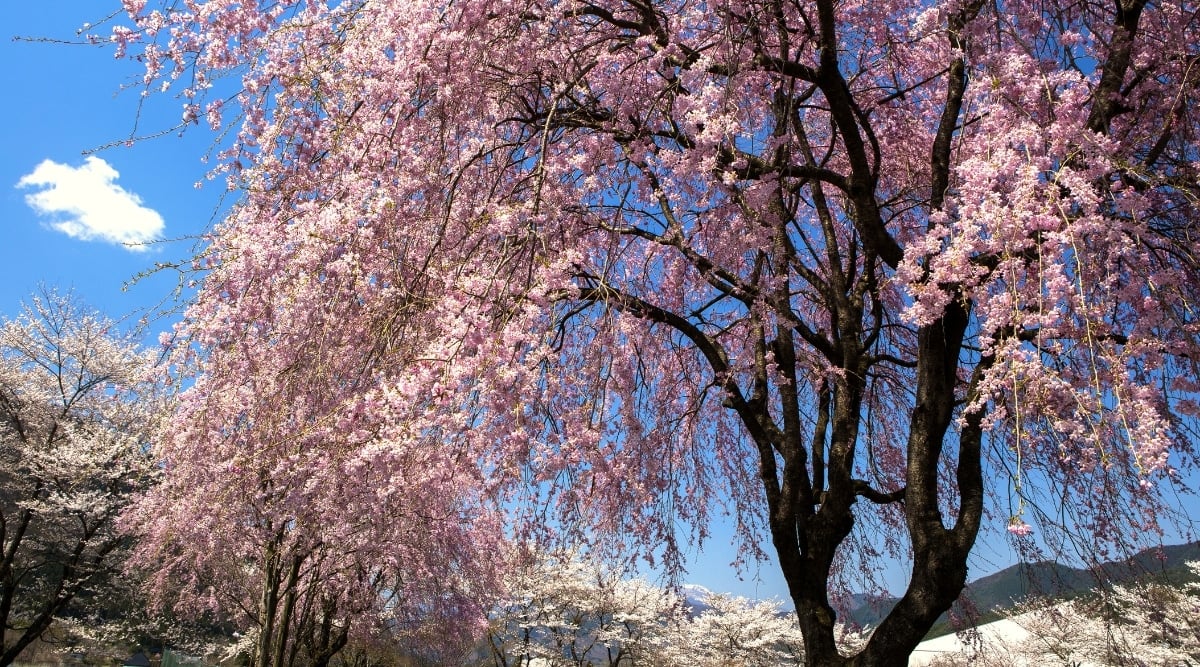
[254,539,283,667]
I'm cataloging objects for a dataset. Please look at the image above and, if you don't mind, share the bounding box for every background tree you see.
[0,290,165,666]
[483,551,807,667]
[654,594,806,667]
[108,0,1200,664]
[924,562,1200,666]
[1015,577,1200,666]
[485,551,683,666]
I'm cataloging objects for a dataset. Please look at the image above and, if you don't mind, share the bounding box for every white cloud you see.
[16,156,165,251]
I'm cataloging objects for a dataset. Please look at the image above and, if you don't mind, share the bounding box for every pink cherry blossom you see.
[113,0,1200,664]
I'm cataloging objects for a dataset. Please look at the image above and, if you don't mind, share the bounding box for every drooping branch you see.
[572,282,777,449]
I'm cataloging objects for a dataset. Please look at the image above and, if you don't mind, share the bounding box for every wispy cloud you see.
[17,157,165,252]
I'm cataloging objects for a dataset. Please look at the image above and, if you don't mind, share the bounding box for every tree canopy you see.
[110,0,1200,664]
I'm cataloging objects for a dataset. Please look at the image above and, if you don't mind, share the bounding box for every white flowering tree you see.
[485,552,682,666]
[654,594,805,667]
[484,552,822,666]
[925,562,1200,666]
[1014,571,1200,666]
[0,291,166,666]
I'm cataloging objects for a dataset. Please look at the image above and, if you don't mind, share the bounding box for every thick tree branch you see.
[852,480,906,505]
[1087,0,1150,134]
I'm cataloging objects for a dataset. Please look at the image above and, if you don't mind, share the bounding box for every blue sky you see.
[1,3,215,332]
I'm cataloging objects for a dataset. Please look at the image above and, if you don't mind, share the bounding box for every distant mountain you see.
[962,540,1200,609]
[679,583,716,614]
[841,540,1200,635]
